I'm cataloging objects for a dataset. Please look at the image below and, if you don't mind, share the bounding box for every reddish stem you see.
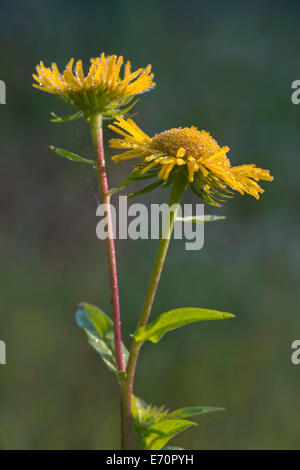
[90,113,124,373]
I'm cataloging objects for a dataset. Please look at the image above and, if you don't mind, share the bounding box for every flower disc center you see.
[151,126,221,159]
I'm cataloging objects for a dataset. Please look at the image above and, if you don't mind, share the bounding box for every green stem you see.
[122,174,187,449]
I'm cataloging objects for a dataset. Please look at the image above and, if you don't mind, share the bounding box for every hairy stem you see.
[89,113,125,447]
[122,175,187,449]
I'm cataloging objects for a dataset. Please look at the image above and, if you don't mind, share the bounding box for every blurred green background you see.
[1,0,300,449]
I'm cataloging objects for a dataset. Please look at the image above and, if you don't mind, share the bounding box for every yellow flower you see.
[109,116,273,205]
[33,54,155,117]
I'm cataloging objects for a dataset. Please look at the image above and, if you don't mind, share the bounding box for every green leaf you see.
[50,110,83,123]
[132,396,169,436]
[144,419,196,450]
[176,215,226,223]
[168,406,224,419]
[131,395,149,432]
[49,146,94,166]
[133,307,236,343]
[131,396,223,450]
[76,303,128,374]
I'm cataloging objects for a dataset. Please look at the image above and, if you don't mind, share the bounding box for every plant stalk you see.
[122,175,187,449]
[90,113,126,447]
[90,113,124,373]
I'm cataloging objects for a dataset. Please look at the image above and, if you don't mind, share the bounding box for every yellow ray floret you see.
[109,116,273,201]
[33,54,155,114]
[231,164,273,199]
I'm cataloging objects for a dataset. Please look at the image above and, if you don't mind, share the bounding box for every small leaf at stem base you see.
[132,395,224,450]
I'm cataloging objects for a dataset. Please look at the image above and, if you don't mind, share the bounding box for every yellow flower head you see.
[33,54,155,117]
[109,116,273,205]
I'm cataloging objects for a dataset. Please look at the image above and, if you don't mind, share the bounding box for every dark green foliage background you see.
[0,0,299,449]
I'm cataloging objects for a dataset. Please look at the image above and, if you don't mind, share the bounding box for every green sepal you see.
[133,307,236,343]
[189,182,221,207]
[50,110,83,123]
[103,98,140,120]
[128,180,164,198]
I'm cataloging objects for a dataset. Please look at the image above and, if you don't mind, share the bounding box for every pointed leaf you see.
[132,396,169,436]
[50,146,94,165]
[132,395,149,432]
[133,307,236,343]
[76,303,128,373]
[144,419,196,450]
[168,406,224,419]
[131,396,223,450]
